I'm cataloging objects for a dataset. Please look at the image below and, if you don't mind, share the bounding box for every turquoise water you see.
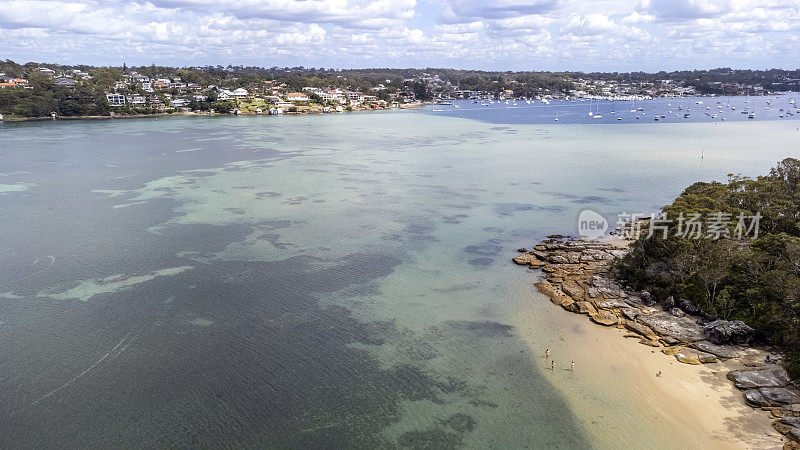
[1,112,798,447]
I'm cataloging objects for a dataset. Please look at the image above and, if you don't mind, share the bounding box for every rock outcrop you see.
[513,236,799,445]
[703,320,755,345]
[728,367,792,389]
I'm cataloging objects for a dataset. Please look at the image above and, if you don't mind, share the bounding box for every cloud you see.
[0,0,797,70]
[638,0,734,21]
[441,0,560,23]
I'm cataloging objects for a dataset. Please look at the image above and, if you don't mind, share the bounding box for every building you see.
[126,95,146,106]
[217,89,233,100]
[286,92,309,102]
[320,90,345,103]
[171,98,190,108]
[232,88,248,98]
[106,93,125,107]
[54,77,78,88]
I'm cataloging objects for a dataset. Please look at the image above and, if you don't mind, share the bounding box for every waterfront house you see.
[287,92,309,102]
[218,89,234,100]
[54,77,78,88]
[232,88,249,98]
[106,93,125,107]
[320,90,345,103]
[171,98,190,108]
[126,95,146,106]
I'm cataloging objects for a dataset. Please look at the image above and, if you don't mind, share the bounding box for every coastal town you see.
[1,60,799,120]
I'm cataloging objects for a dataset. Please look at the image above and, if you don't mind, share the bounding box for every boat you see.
[593,114,603,119]
[748,112,756,119]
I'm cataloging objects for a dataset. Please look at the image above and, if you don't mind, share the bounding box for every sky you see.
[0,0,799,71]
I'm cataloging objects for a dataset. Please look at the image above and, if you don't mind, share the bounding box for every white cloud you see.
[0,0,797,70]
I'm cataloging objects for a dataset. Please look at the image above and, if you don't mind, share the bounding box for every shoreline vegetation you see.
[0,102,431,122]
[2,58,799,121]
[513,158,800,448]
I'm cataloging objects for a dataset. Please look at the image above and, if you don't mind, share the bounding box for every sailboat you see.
[587,98,594,117]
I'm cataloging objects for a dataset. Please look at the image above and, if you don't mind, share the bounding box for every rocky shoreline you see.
[513,236,800,448]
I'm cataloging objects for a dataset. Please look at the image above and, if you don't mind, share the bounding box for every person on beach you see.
[656,371,662,377]
[571,361,574,371]
[545,349,550,359]
[551,360,555,371]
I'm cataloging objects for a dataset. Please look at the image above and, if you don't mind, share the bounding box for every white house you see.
[232,88,248,98]
[217,89,233,100]
[320,90,345,103]
[286,92,309,102]
[106,93,125,107]
[171,98,190,108]
[126,95,146,106]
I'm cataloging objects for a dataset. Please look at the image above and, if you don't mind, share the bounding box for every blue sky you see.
[0,0,798,71]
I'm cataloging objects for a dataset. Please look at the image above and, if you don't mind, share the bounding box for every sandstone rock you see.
[675,352,702,365]
[637,311,705,342]
[549,254,569,264]
[745,387,800,407]
[535,281,568,302]
[565,252,583,263]
[591,311,619,326]
[531,251,549,260]
[623,319,657,339]
[697,351,718,364]
[596,298,629,310]
[661,336,680,346]
[621,308,640,320]
[576,301,598,316]
[727,367,791,389]
[662,296,676,310]
[690,340,741,359]
[561,280,585,301]
[783,404,800,415]
[669,307,685,317]
[677,298,701,316]
[517,248,528,253]
[533,245,546,251]
[703,320,755,345]
[513,253,539,265]
[639,339,661,347]
[607,249,628,259]
[587,287,600,298]
[639,291,656,306]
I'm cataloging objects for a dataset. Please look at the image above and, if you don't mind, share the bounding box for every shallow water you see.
[1,111,798,447]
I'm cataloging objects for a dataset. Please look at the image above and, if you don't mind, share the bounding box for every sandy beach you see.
[512,276,785,449]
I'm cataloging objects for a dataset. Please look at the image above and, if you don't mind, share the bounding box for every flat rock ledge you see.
[514,236,800,445]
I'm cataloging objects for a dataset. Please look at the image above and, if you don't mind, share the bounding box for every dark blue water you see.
[425,94,800,125]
